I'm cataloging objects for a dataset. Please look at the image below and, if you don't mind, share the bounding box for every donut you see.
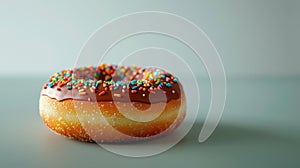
[39,64,186,143]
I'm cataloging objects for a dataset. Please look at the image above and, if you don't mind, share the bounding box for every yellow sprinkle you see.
[114,94,121,97]
[79,92,87,95]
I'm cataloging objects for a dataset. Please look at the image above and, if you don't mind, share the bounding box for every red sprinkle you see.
[99,91,106,96]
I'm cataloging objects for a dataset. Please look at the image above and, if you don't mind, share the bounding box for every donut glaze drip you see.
[41,64,181,104]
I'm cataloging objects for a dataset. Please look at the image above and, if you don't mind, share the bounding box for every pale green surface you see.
[0,77,299,168]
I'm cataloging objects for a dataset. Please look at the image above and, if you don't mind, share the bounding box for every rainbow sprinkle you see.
[43,64,179,97]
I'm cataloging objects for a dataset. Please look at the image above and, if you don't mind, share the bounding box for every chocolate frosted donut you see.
[39,64,186,142]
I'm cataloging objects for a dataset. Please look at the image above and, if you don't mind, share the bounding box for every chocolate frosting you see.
[41,64,182,104]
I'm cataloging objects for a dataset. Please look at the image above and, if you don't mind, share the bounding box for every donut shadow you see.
[61,121,265,145]
[176,120,299,147]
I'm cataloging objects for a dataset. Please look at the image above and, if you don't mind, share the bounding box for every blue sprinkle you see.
[173,78,178,83]
[166,83,172,88]
[48,83,54,88]
[161,75,165,79]
[154,71,159,77]
[117,81,124,86]
[131,80,137,85]
[67,86,72,90]
[113,86,118,90]
[132,86,138,90]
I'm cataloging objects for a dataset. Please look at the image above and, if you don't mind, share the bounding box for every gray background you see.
[0,0,299,76]
[0,0,299,168]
